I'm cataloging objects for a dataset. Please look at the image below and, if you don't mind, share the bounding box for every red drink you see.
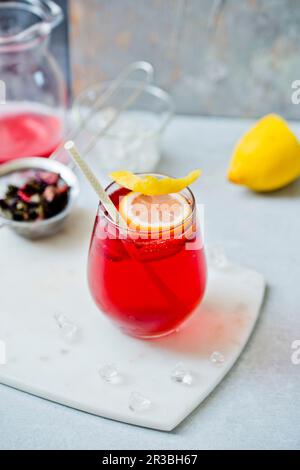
[0,105,63,164]
[88,179,207,339]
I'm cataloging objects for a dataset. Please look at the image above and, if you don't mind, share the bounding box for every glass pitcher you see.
[0,0,66,164]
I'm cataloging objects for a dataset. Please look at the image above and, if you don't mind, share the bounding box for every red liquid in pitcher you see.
[88,186,207,338]
[0,105,63,163]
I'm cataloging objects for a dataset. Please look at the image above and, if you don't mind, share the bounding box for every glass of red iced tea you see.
[88,175,207,339]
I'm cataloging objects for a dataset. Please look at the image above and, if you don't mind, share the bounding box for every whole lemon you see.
[227,114,300,191]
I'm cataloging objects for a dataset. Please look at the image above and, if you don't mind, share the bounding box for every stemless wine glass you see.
[87,175,207,339]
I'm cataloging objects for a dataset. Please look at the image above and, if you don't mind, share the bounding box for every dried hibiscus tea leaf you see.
[43,185,57,202]
[6,185,18,198]
[0,170,70,222]
[17,189,32,203]
[39,171,59,185]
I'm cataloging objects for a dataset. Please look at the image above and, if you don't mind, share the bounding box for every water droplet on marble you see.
[171,362,194,385]
[98,363,120,384]
[54,313,79,343]
[207,245,229,269]
[129,392,151,412]
[210,351,225,365]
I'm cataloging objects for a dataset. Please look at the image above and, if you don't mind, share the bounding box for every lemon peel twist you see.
[110,169,202,195]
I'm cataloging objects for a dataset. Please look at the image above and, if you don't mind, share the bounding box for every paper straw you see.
[64,140,126,228]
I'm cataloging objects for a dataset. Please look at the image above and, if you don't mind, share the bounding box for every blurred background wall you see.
[69,0,300,118]
[52,0,71,100]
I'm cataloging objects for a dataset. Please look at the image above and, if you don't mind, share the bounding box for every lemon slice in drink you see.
[119,191,192,232]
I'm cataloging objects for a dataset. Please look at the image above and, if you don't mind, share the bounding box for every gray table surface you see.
[1,116,299,450]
